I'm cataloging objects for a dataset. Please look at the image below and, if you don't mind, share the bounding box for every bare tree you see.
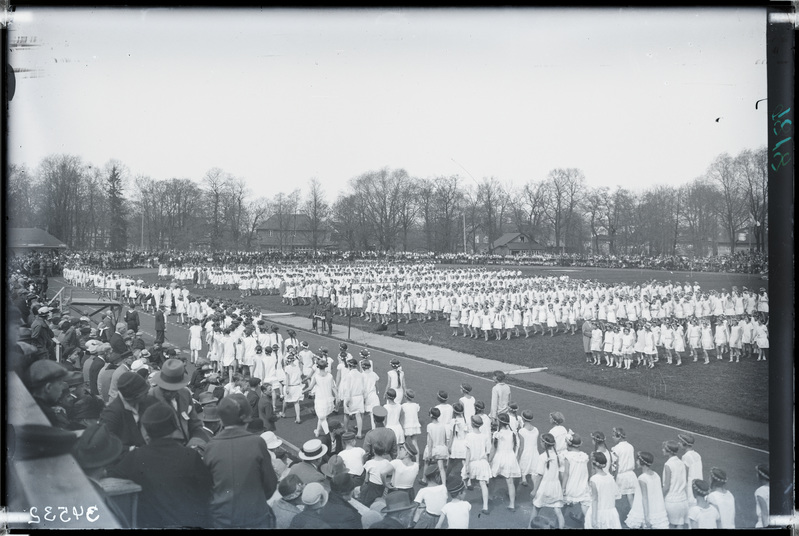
[543,168,586,252]
[302,178,330,251]
[707,153,748,254]
[736,147,768,251]
[351,167,411,251]
[243,197,271,249]
[582,186,609,254]
[203,168,229,250]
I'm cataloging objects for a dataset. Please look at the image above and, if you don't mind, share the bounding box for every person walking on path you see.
[489,370,511,427]
[517,410,540,489]
[707,467,736,528]
[678,432,703,506]
[529,432,565,529]
[561,433,591,526]
[625,451,669,529]
[584,451,622,529]
[154,305,167,345]
[489,412,521,512]
[662,440,689,529]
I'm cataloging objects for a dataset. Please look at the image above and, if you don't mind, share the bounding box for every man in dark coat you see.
[25,360,76,429]
[124,303,140,333]
[203,393,278,528]
[362,405,397,460]
[107,401,214,528]
[149,359,210,451]
[30,306,56,360]
[61,318,82,360]
[321,473,363,529]
[88,343,111,396]
[99,372,158,448]
[322,297,334,334]
[108,322,129,356]
[154,305,166,344]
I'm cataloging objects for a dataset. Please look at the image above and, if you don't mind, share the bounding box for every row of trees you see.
[7,147,767,255]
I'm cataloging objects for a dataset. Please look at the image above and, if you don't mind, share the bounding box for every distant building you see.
[255,214,335,252]
[7,228,69,256]
[487,232,546,255]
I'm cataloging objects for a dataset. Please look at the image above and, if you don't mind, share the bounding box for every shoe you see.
[481,509,490,516]
[507,506,516,512]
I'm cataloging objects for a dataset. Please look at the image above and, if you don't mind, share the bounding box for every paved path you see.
[261,310,769,444]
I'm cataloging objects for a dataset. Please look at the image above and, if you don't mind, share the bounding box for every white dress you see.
[562,450,592,506]
[611,441,639,495]
[401,401,421,436]
[517,426,540,478]
[384,401,405,444]
[386,369,405,403]
[448,417,469,459]
[283,363,304,403]
[463,431,492,482]
[532,449,564,508]
[312,373,336,418]
[490,428,521,478]
[189,324,203,351]
[584,472,622,529]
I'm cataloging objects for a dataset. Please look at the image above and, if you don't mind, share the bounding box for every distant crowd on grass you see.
[7,264,773,528]
[11,248,767,280]
[60,260,770,372]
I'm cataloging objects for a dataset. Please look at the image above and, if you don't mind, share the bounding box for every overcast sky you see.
[8,7,768,201]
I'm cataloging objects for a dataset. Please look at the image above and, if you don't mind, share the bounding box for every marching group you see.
[8,267,773,529]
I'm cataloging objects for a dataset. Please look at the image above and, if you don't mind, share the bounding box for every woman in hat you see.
[517,410,540,488]
[548,411,569,454]
[754,316,769,361]
[303,357,337,438]
[530,433,565,529]
[401,388,422,454]
[359,359,380,435]
[754,464,770,528]
[489,412,521,511]
[687,480,720,528]
[662,440,689,528]
[728,315,743,362]
[422,407,449,486]
[561,433,591,525]
[385,358,406,404]
[707,467,735,528]
[699,319,714,364]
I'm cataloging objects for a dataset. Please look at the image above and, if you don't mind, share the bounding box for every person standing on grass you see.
[707,467,736,528]
[754,316,769,361]
[661,440,689,529]
[582,319,594,363]
[590,322,604,365]
[672,319,686,366]
[700,319,714,364]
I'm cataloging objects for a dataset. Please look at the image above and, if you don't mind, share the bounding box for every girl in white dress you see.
[625,451,669,529]
[530,433,565,529]
[303,359,337,438]
[584,451,622,529]
[188,318,203,363]
[754,464,770,528]
[342,358,365,438]
[546,303,558,337]
[490,413,521,511]
[449,298,461,336]
[481,306,493,341]
[548,411,569,455]
[672,321,686,366]
[360,360,380,435]
[385,359,406,403]
[590,324,604,365]
[282,353,304,424]
[700,320,714,364]
[662,440,689,528]
[447,402,469,478]
[707,467,736,528]
[383,388,406,444]
[754,318,769,361]
[459,303,471,337]
[517,410,540,487]
[422,407,449,486]
[458,383,476,425]
[464,415,491,515]
[714,316,729,360]
[512,304,523,338]
[728,317,743,362]
[561,434,591,524]
[401,388,421,454]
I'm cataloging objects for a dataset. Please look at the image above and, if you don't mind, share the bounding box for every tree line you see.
[6,147,767,255]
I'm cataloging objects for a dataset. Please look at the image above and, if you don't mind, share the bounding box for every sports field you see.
[134,265,768,423]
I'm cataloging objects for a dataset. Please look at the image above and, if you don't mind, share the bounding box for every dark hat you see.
[27,360,68,389]
[402,441,418,457]
[278,474,304,501]
[522,410,534,422]
[372,405,388,418]
[446,476,465,495]
[321,454,348,478]
[452,402,464,414]
[612,427,626,439]
[429,407,441,419]
[201,405,221,423]
[709,467,727,484]
[390,358,400,367]
[198,391,219,406]
[549,411,565,424]
[460,383,472,393]
[677,433,695,445]
[153,359,190,391]
[424,464,441,478]
[141,402,178,438]
[342,431,357,442]
[692,479,710,497]
[339,342,348,350]
[385,388,397,400]
[470,415,483,428]
[217,394,252,426]
[117,372,149,400]
[592,451,607,466]
[663,440,681,454]
[11,424,79,460]
[474,400,485,411]
[567,433,582,447]
[330,472,356,494]
[637,451,654,466]
[541,433,556,447]
[509,402,519,411]
[404,388,415,399]
[381,490,416,513]
[437,390,448,401]
[497,413,510,425]
[72,423,123,470]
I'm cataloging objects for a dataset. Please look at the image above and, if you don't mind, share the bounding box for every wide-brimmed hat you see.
[677,433,695,446]
[381,490,417,513]
[201,405,221,423]
[321,454,348,478]
[299,439,328,461]
[153,359,190,390]
[522,410,534,422]
[301,482,328,507]
[72,423,123,470]
[260,431,283,450]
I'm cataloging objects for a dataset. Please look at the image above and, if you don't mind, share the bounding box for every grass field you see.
[133,265,768,423]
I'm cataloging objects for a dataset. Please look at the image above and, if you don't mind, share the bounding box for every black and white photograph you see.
[3,6,794,531]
